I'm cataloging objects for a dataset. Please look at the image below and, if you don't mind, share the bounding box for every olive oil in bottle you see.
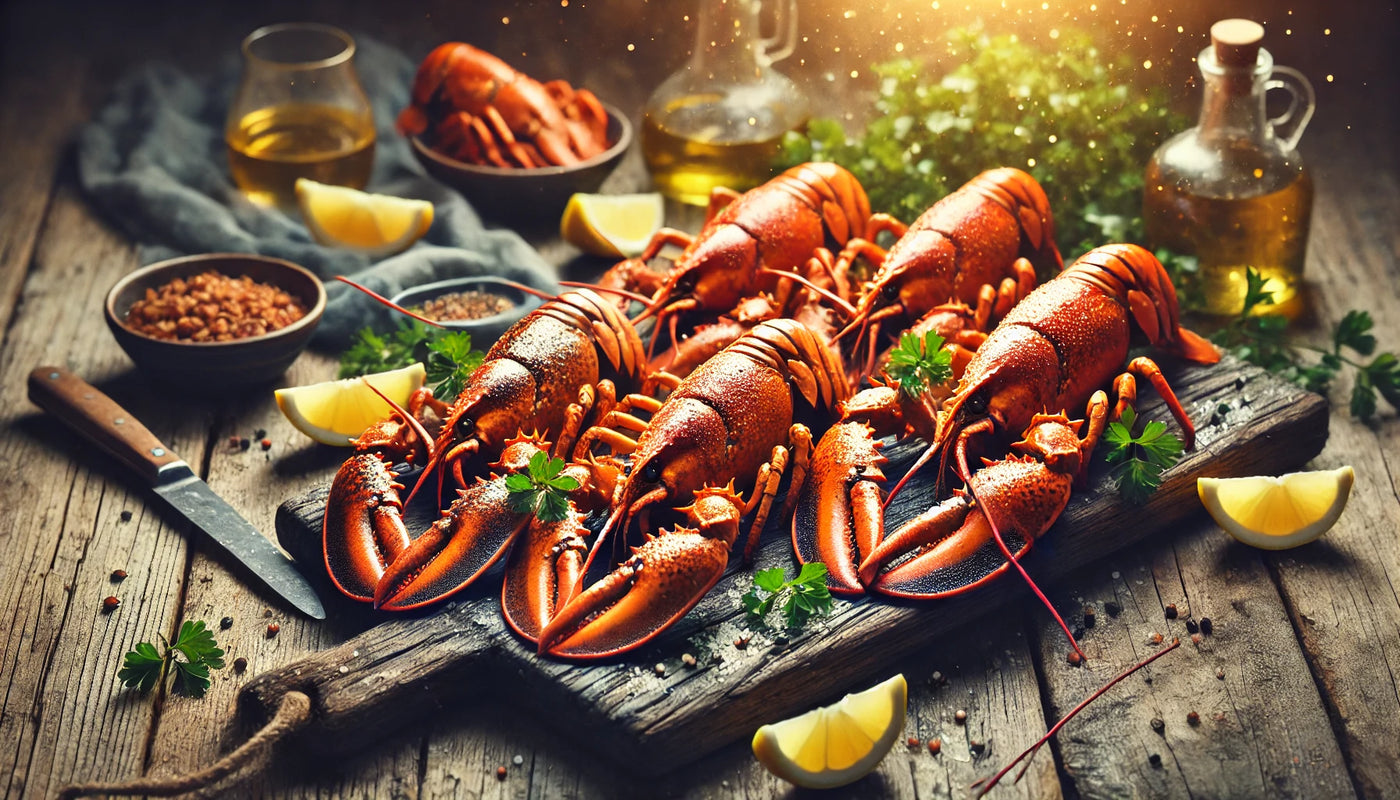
[1142,19,1316,317]
[641,96,792,206]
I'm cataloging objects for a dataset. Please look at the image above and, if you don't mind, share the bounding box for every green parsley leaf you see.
[338,319,485,402]
[505,451,579,523]
[884,330,953,398]
[118,620,225,698]
[742,563,834,631]
[1334,310,1377,357]
[1102,407,1184,504]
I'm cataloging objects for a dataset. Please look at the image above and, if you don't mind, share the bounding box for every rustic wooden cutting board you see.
[243,355,1328,775]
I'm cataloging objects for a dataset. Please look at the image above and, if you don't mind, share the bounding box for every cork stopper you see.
[1211,19,1265,68]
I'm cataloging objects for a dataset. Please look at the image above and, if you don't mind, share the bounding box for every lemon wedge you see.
[1198,466,1354,550]
[275,363,427,446]
[752,673,907,789]
[560,192,664,258]
[296,179,433,258]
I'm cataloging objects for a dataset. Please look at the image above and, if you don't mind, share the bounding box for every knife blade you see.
[28,366,326,620]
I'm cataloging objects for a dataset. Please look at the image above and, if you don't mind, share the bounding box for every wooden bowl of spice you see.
[390,276,541,350]
[105,254,325,392]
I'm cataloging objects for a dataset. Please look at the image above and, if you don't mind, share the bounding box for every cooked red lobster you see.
[397,42,610,167]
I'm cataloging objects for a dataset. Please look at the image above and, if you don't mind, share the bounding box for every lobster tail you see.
[968,167,1064,274]
[1068,244,1221,365]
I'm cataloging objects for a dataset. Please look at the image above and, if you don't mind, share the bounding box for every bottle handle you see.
[756,0,798,66]
[1266,65,1315,151]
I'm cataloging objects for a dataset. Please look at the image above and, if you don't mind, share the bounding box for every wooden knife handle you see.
[28,366,183,485]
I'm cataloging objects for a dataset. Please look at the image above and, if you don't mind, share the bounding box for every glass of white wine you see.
[226,23,375,209]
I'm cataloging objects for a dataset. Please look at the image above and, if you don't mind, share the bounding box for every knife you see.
[28,366,326,620]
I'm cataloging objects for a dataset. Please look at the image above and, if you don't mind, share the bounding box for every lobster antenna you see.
[972,638,1181,797]
[757,268,858,317]
[956,442,1085,662]
[334,276,444,328]
[558,280,654,306]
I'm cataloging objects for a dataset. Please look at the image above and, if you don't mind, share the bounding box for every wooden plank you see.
[1032,517,1355,798]
[1264,113,1400,799]
[244,355,1328,775]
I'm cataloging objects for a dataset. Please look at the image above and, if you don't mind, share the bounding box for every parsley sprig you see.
[505,451,580,523]
[1212,268,1400,420]
[1102,407,1185,505]
[339,319,485,401]
[117,620,226,698]
[884,330,954,398]
[742,563,834,630]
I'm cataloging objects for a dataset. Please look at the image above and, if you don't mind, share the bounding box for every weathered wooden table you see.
[3,2,1396,798]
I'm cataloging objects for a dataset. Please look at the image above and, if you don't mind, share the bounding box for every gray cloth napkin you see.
[76,33,559,349]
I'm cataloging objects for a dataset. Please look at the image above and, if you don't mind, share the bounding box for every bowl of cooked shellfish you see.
[400,42,632,223]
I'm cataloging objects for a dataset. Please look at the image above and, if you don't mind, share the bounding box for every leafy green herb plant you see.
[742,563,834,630]
[1212,268,1400,420]
[884,330,954,398]
[778,25,1187,261]
[505,451,580,523]
[339,318,484,401]
[1102,406,1185,505]
[117,620,226,698]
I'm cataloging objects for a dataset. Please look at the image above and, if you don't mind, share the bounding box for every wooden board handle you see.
[27,365,183,485]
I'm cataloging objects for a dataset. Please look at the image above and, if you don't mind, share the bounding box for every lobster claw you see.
[501,506,591,643]
[536,526,730,659]
[792,421,888,595]
[324,453,412,602]
[537,486,742,659]
[374,473,530,610]
[865,454,1073,598]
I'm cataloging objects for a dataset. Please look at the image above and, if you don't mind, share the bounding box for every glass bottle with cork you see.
[641,0,806,206]
[1144,18,1316,317]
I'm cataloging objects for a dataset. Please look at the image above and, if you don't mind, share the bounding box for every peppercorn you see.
[654,663,667,676]
[1149,753,1162,767]
[120,510,133,522]
[220,616,234,630]
[1150,717,1165,734]
[260,438,272,451]
[682,653,697,668]
[1164,603,1178,619]
[239,437,250,451]
[1216,668,1226,680]
[1104,601,1122,617]
[102,596,120,612]
[1067,651,1082,666]
[1199,617,1213,635]
[266,622,280,637]
[110,569,127,581]
[1187,711,1200,725]
[928,738,942,755]
[969,740,985,754]
[907,737,920,748]
[1185,618,1199,634]
[1083,606,1096,628]
[254,429,267,440]
[233,656,248,673]
[496,766,507,780]
[954,709,967,724]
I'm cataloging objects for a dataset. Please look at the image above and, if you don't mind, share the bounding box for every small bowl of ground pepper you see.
[105,253,325,392]
[390,276,541,349]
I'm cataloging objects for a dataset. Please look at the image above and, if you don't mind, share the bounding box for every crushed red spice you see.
[412,289,514,322]
[102,596,120,612]
[928,738,942,755]
[124,270,307,342]
[266,622,280,637]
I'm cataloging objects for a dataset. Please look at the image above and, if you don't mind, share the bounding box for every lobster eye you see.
[881,283,898,301]
[455,417,475,437]
[963,392,989,417]
[641,460,662,483]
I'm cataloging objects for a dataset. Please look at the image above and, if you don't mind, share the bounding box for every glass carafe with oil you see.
[226,23,375,209]
[1144,18,1315,317]
[642,0,807,205]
